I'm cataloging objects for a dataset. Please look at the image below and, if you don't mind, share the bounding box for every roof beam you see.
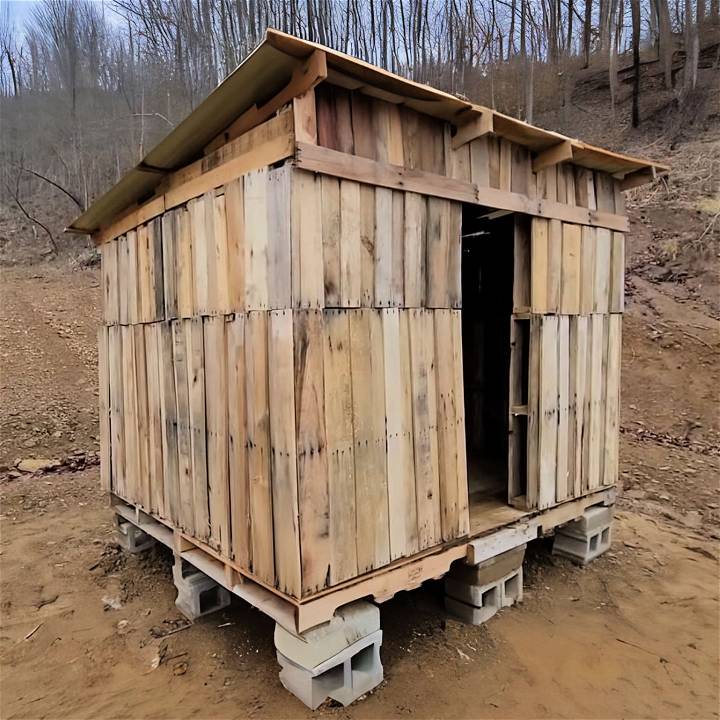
[204,49,328,154]
[532,140,574,172]
[451,111,494,150]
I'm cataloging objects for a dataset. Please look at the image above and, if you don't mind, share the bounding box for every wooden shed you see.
[70,30,666,637]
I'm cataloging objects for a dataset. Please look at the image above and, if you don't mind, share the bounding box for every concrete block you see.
[449,544,526,586]
[275,600,380,671]
[172,556,231,620]
[562,505,614,537]
[115,518,155,554]
[277,630,383,709]
[445,566,523,625]
[553,524,612,565]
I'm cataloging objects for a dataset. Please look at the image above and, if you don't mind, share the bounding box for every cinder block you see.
[172,556,231,620]
[553,524,612,565]
[565,505,614,536]
[115,518,155,554]
[277,630,383,709]
[445,566,523,625]
[448,544,526,586]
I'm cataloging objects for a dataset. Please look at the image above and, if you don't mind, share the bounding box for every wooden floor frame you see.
[112,486,615,634]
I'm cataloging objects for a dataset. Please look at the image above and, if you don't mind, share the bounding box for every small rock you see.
[22,438,38,448]
[173,661,189,676]
[102,596,123,611]
[16,458,60,473]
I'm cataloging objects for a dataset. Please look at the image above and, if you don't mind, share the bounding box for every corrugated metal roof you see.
[68,28,668,235]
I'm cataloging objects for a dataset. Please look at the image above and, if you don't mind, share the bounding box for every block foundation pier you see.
[553,505,614,565]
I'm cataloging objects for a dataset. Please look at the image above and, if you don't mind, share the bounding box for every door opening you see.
[461,208,515,516]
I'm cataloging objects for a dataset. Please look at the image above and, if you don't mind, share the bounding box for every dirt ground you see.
[1,141,719,717]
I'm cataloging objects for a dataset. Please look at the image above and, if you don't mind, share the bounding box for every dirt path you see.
[0,258,718,719]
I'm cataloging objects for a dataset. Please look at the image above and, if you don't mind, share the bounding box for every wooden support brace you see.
[618,166,657,190]
[532,140,574,172]
[452,111,494,150]
[204,49,328,154]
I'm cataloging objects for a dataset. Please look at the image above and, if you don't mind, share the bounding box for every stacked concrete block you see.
[553,505,614,565]
[172,556,231,620]
[275,600,383,709]
[445,545,526,625]
[115,517,156,554]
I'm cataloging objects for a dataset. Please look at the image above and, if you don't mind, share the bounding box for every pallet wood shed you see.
[70,30,667,635]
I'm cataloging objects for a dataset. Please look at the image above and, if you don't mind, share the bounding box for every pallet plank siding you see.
[245,312,274,586]
[158,321,180,526]
[560,223,581,314]
[133,325,151,509]
[227,314,250,567]
[176,207,194,319]
[321,175,341,306]
[101,241,119,324]
[98,327,111,491]
[172,320,195,533]
[538,315,558,509]
[547,220,563,314]
[587,314,605,490]
[205,317,231,554]
[292,170,324,308]
[150,218,165,321]
[580,226,596,315]
[212,193,230,313]
[268,310,301,596]
[499,139,512,191]
[556,316,570,502]
[294,310,331,593]
[469,136,490,187]
[610,232,625,312]
[161,211,178,319]
[391,191,405,306]
[450,311,469,534]
[323,310,359,583]
[374,187,394,307]
[267,166,293,310]
[136,224,150,323]
[526,317,541,508]
[383,309,419,559]
[189,198,209,315]
[339,180,362,307]
[408,309,442,550]
[109,325,126,496]
[513,216,531,312]
[224,178,246,312]
[569,316,588,498]
[594,228,612,314]
[359,185,376,306]
[603,315,622,486]
[530,218,549,313]
[121,325,139,504]
[187,318,210,540]
[145,324,165,516]
[349,309,390,574]
[127,230,139,324]
[244,169,270,310]
[403,192,427,308]
[426,198,450,308]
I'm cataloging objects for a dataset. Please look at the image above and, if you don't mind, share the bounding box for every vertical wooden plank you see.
[176,207,194,319]
[212,192,230,313]
[449,135,471,181]
[564,164,577,206]
[387,103,405,166]
[570,316,588,498]
[374,187,393,307]
[340,180,362,307]
[526,317,541,509]
[293,89,317,144]
[383,309,419,559]
[538,315,558,509]
[417,114,445,174]
[538,166,558,202]
[447,202,462,309]
[530,218,549,313]
[547,219,562,314]
[595,171,615,212]
[323,310,358,584]
[594,228,612,314]
[487,135,501,189]
[135,224,150,323]
[469,136,490,187]
[610,232,625,312]
[162,211,178,319]
[145,324,165,517]
[321,174,341,306]
[172,320,195,534]
[268,310,301,597]
[435,309,460,539]
[244,168,269,310]
[556,316,570,503]
[511,144,531,196]
[403,192,426,308]
[560,223,581,314]
[613,180,626,215]
[108,325,125,497]
[292,170,324,308]
[294,310,331,593]
[499,139,512,191]
[334,89,354,154]
[391,191,405,306]
[359,184,376,306]
[245,311,274,585]
[225,178,246,312]
[580,226,596,315]
[350,309,390,573]
[189,197,209,315]
[98,327,111,492]
[158,321,179,525]
[351,92,376,160]
[227,314,250,568]
[133,325,151,510]
[408,310,442,550]
[150,217,164,322]
[186,317,210,540]
[101,241,118,324]
[204,317,230,554]
[513,215,531,312]
[267,165,292,309]
[121,325,139,503]
[450,311,469,535]
[602,315,622,486]
[587,314,605,490]
[126,229,139,325]
[426,197,450,308]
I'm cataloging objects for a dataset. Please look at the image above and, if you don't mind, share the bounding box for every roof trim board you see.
[68,28,668,236]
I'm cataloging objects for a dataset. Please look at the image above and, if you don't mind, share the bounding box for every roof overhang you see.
[68,28,669,236]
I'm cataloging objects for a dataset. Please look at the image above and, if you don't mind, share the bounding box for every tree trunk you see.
[631,0,641,126]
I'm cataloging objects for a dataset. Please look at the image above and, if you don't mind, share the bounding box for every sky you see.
[2,0,39,27]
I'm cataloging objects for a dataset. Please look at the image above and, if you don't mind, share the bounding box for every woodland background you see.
[0,0,718,259]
